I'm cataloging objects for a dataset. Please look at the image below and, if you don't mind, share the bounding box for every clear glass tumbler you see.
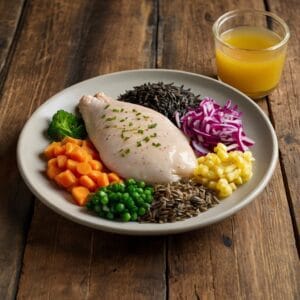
[213,9,290,99]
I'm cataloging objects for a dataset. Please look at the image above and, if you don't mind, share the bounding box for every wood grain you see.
[266,0,300,242]
[158,0,300,299]
[0,0,165,299]
[0,0,26,84]
[0,1,31,299]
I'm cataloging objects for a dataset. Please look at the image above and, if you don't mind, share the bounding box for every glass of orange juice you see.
[213,9,290,99]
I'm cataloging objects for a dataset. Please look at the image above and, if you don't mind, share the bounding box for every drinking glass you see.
[213,9,290,99]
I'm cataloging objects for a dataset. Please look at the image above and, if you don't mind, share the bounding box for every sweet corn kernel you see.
[193,143,254,198]
[217,150,229,161]
[234,176,243,185]
[208,181,217,189]
[230,182,237,191]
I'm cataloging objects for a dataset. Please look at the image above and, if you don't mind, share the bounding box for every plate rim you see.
[17,68,278,235]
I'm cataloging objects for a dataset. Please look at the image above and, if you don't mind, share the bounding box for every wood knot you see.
[204,12,213,23]
[283,133,298,145]
[222,235,233,247]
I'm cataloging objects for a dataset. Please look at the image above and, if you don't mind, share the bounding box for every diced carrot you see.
[61,136,83,146]
[97,172,109,187]
[88,170,103,182]
[68,147,87,162]
[79,175,97,191]
[82,140,99,159]
[44,142,60,159]
[76,162,92,175]
[47,158,58,168]
[108,172,121,183]
[56,155,68,169]
[89,160,103,171]
[46,165,61,179]
[66,159,78,174]
[71,186,90,206]
[54,169,77,188]
[65,142,78,156]
[82,139,96,150]
[53,143,66,156]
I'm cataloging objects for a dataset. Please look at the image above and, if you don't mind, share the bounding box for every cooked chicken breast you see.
[79,92,196,183]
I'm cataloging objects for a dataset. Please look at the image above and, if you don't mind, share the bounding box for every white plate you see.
[17,69,278,235]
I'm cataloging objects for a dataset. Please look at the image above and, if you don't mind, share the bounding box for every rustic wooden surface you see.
[0,0,298,299]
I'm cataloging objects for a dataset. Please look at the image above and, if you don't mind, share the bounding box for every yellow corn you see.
[193,143,254,199]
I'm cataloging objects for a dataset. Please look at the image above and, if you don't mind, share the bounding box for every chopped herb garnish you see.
[101,114,106,119]
[152,142,161,147]
[148,123,157,129]
[104,125,110,129]
[125,148,130,154]
[143,115,150,120]
[104,104,110,110]
[136,141,142,147]
[124,137,130,141]
[136,112,141,116]
[137,118,141,121]
[144,136,150,142]
[106,116,117,121]
[137,129,144,134]
[150,133,157,138]
[112,109,120,112]
[120,119,125,122]
[132,109,137,113]
[120,108,124,112]
[128,122,133,126]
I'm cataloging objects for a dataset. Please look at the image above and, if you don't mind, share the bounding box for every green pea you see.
[122,193,130,201]
[127,185,135,194]
[135,197,144,206]
[130,206,138,213]
[142,203,151,210]
[138,181,146,188]
[131,212,138,221]
[144,189,152,196]
[106,212,114,220]
[99,190,107,197]
[138,207,146,216]
[118,183,126,192]
[133,192,140,199]
[125,198,135,208]
[92,197,100,205]
[122,212,131,222]
[136,188,144,194]
[116,192,123,199]
[145,194,153,203]
[115,203,125,213]
[109,192,118,201]
[100,195,109,205]
[126,178,136,185]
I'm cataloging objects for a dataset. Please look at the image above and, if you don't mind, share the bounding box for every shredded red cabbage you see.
[177,97,255,156]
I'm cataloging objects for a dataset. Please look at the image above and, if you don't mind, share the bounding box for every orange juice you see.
[216,26,287,98]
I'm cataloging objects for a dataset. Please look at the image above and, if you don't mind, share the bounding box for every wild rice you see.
[139,179,219,223]
[118,82,201,124]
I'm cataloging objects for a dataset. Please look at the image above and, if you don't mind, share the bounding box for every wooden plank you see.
[0,1,31,299]
[0,0,25,83]
[158,0,300,299]
[3,0,165,299]
[266,0,300,240]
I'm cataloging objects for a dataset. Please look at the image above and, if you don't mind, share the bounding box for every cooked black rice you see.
[118,82,201,124]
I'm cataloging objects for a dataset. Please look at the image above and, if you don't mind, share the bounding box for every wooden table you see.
[1,0,299,299]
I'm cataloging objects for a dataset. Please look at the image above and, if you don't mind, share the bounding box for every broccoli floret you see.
[47,110,87,141]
